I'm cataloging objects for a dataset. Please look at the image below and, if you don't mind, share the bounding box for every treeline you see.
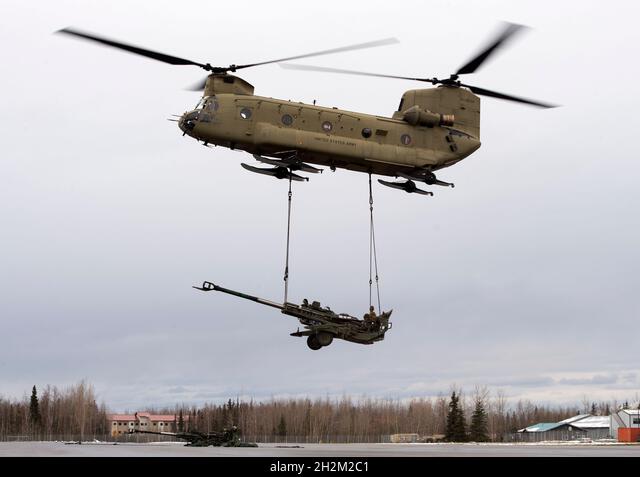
[0,382,624,442]
[153,387,613,442]
[0,381,108,440]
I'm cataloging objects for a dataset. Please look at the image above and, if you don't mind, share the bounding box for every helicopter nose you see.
[178,110,199,134]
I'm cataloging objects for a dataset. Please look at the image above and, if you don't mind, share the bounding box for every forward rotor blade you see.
[456,22,527,75]
[461,83,557,108]
[235,38,399,70]
[56,27,207,68]
[279,63,432,83]
[187,76,209,91]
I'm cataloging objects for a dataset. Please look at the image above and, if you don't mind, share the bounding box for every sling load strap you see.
[284,173,293,304]
[369,173,382,313]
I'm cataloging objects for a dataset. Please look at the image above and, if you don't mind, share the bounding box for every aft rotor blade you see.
[279,63,433,83]
[236,38,399,70]
[456,22,527,75]
[56,27,208,68]
[461,83,557,108]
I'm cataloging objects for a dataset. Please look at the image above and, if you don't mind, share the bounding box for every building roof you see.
[518,422,586,433]
[135,412,177,421]
[558,414,610,429]
[519,423,563,433]
[559,414,590,424]
[108,413,177,422]
[109,414,136,421]
[571,416,610,429]
[519,414,612,433]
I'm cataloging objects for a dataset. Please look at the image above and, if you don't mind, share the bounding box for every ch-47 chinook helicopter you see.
[57,22,554,195]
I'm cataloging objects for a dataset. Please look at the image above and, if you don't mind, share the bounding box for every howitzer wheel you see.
[316,332,334,347]
[307,335,322,350]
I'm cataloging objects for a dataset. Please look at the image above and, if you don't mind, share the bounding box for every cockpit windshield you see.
[204,97,219,111]
[195,96,219,112]
[194,97,206,110]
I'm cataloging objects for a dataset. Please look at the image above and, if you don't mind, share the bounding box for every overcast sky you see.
[1,0,639,411]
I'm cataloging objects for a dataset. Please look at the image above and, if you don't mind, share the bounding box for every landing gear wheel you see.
[307,335,322,350]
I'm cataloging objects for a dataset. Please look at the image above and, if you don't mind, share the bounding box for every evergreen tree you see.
[445,391,467,442]
[225,398,238,426]
[233,397,240,425]
[454,398,467,442]
[221,402,229,427]
[177,409,184,432]
[29,385,41,429]
[277,414,287,437]
[445,391,457,441]
[190,409,196,431]
[469,397,489,442]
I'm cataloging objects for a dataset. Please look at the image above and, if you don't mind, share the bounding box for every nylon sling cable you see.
[368,173,382,313]
[283,173,293,304]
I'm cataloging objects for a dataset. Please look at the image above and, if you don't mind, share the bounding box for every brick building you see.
[108,412,180,437]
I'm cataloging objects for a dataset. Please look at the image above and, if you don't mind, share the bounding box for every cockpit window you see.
[204,98,219,111]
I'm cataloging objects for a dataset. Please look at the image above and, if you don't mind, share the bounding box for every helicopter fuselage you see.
[179,75,481,177]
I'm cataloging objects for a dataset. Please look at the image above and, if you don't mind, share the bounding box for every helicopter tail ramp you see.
[397,87,480,139]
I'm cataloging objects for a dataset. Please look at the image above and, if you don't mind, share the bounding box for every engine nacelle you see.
[402,105,454,128]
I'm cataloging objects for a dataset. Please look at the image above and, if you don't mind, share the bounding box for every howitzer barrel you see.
[131,429,180,438]
[194,281,284,310]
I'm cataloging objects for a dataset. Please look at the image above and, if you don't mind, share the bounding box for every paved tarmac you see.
[1,441,639,457]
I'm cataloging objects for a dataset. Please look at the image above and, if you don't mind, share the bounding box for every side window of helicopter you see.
[239,107,252,120]
[321,121,333,133]
[281,114,293,126]
[361,128,372,138]
[400,134,412,146]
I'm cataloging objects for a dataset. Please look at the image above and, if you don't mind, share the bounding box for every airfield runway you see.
[1,441,639,457]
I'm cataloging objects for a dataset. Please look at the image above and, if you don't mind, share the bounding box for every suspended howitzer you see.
[194,281,392,350]
[130,426,257,447]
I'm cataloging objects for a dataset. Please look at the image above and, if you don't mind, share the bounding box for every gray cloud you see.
[1,0,640,411]
[557,375,619,386]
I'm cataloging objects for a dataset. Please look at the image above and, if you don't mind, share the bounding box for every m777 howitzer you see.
[193,281,392,350]
[129,427,257,447]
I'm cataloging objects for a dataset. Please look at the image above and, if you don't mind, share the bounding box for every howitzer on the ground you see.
[130,427,257,447]
[194,281,392,350]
